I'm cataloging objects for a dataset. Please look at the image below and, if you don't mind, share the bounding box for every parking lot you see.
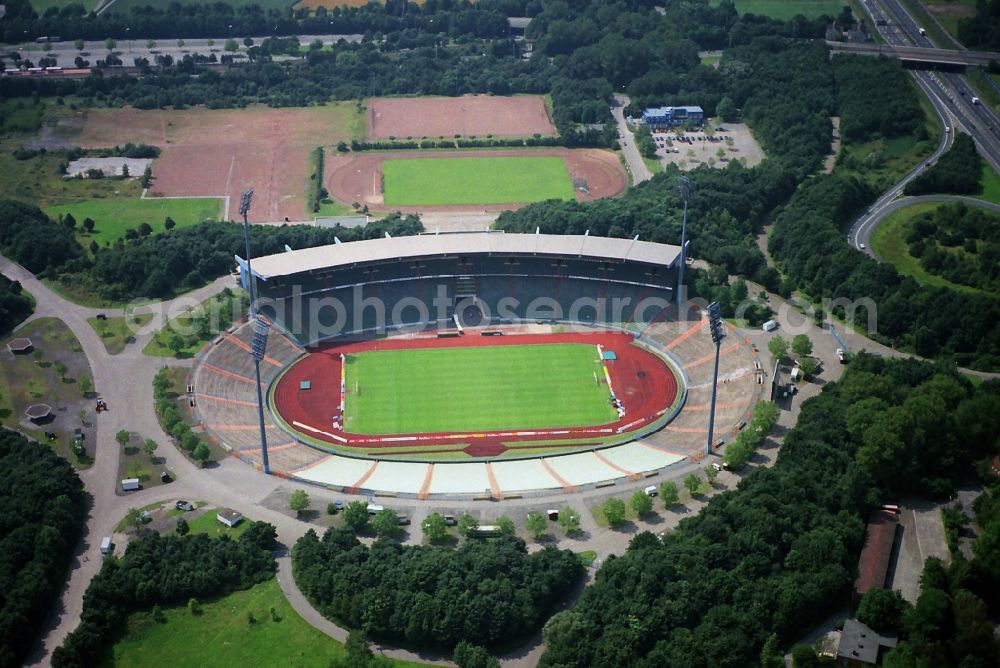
[650,121,765,171]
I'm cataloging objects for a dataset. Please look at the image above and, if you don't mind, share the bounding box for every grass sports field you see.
[344,344,618,434]
[381,156,574,206]
[45,197,221,245]
[709,0,843,19]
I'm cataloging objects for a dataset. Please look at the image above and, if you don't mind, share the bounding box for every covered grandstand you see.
[239,231,682,345]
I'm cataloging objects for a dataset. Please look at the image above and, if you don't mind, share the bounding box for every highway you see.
[848,0,1000,253]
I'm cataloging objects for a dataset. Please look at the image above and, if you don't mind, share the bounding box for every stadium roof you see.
[246,232,682,281]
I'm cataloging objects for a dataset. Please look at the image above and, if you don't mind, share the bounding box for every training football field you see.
[343,344,617,434]
[381,156,575,206]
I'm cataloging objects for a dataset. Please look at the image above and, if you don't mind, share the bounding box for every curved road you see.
[854,194,1000,253]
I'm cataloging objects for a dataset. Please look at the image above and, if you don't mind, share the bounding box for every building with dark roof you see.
[642,106,704,130]
[836,618,898,666]
[853,509,899,600]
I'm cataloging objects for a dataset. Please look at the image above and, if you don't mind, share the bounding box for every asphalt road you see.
[611,94,654,184]
[854,194,1000,256]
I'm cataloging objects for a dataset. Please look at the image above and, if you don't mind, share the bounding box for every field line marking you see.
[540,459,576,493]
[663,317,707,350]
[418,464,435,500]
[485,464,504,499]
[349,461,380,492]
[593,451,642,481]
[291,421,346,443]
[685,341,739,370]
[201,362,257,385]
[223,154,236,213]
[195,393,257,407]
[223,332,283,367]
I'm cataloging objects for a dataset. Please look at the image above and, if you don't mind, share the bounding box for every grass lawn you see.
[88,313,153,355]
[344,343,617,434]
[708,0,843,19]
[0,317,94,468]
[0,152,143,207]
[144,288,247,358]
[105,577,425,668]
[181,507,253,539]
[978,160,1000,205]
[382,156,574,206]
[45,197,222,246]
[870,202,990,296]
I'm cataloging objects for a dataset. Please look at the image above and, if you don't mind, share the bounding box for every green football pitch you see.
[381,156,575,206]
[343,344,618,434]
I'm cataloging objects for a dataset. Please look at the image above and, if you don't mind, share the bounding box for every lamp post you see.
[706,301,726,456]
[676,176,691,309]
[240,189,271,475]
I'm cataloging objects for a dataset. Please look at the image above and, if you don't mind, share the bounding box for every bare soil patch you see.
[368,95,556,141]
[325,148,627,213]
[69,106,358,222]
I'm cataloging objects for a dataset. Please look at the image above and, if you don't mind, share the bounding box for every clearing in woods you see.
[382,156,575,206]
[343,344,618,434]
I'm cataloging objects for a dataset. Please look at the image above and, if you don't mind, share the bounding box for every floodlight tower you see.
[676,176,692,309]
[240,189,271,475]
[705,301,726,456]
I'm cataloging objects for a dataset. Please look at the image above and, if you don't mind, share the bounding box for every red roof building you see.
[853,509,899,600]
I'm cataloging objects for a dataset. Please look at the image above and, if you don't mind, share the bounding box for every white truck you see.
[972,96,980,105]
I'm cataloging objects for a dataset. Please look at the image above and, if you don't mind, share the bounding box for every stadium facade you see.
[237,231,683,346]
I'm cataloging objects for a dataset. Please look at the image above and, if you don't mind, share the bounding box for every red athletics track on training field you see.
[271,331,679,459]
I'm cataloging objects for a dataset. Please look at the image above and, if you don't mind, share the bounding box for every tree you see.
[704,464,718,485]
[602,498,626,527]
[167,332,186,355]
[121,163,130,179]
[192,442,211,464]
[857,588,909,633]
[146,39,156,49]
[659,481,679,507]
[63,213,76,229]
[629,489,653,516]
[457,513,478,538]
[224,39,238,53]
[187,597,201,615]
[683,472,701,496]
[115,429,130,447]
[342,501,369,531]
[82,218,95,232]
[525,511,548,539]
[421,512,448,542]
[791,334,813,357]
[716,96,738,122]
[372,507,399,538]
[138,222,152,237]
[344,630,374,666]
[558,506,581,535]
[124,507,143,533]
[105,38,117,51]
[798,358,819,378]
[78,376,92,397]
[141,166,153,189]
[177,39,185,48]
[497,516,516,536]
[164,216,176,230]
[142,438,158,458]
[288,489,309,517]
[75,39,85,51]
[243,37,254,48]
[767,334,789,362]
[454,641,501,668]
[176,517,189,536]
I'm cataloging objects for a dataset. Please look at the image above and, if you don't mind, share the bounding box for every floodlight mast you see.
[240,189,271,475]
[676,177,692,309]
[705,301,726,456]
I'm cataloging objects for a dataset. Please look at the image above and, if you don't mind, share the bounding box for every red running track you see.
[271,331,679,459]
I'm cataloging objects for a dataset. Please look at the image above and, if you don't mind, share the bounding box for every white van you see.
[762,320,778,332]
[366,503,384,515]
[99,536,113,555]
[644,485,658,497]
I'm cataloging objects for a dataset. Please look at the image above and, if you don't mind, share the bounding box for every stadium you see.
[191,231,764,498]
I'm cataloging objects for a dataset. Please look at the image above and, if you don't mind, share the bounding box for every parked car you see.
[175,500,194,511]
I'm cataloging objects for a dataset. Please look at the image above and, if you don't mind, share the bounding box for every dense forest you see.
[538,358,1000,667]
[293,530,583,652]
[901,202,1000,293]
[0,431,86,668]
[52,522,278,668]
[957,0,1000,50]
[0,276,33,334]
[768,173,1000,369]
[833,55,925,143]
[0,0,829,139]
[904,134,982,196]
[0,198,423,300]
[498,38,835,285]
